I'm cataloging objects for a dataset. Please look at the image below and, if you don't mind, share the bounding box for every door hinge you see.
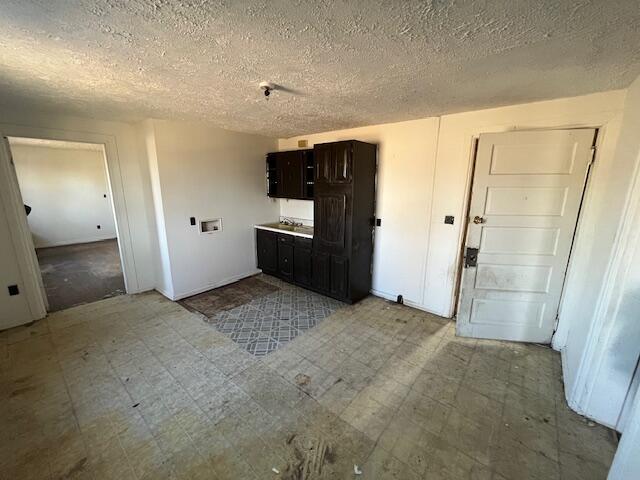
[589,145,597,166]
[553,315,560,332]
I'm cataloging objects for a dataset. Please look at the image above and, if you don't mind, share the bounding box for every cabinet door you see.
[294,247,312,287]
[278,152,303,198]
[314,144,332,185]
[330,256,349,299]
[278,241,294,280]
[314,192,348,251]
[257,230,277,273]
[312,252,330,292]
[332,143,353,184]
[266,154,278,197]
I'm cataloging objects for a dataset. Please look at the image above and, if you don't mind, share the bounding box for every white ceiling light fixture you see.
[259,81,275,100]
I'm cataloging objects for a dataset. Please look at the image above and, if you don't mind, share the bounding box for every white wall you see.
[279,199,314,223]
[0,110,158,327]
[139,120,174,300]
[148,120,279,299]
[558,75,640,429]
[11,143,117,248]
[0,197,32,329]
[279,118,441,309]
[279,91,626,318]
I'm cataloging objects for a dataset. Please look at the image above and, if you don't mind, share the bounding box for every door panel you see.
[278,151,303,198]
[485,186,568,216]
[277,241,294,280]
[475,264,552,293]
[330,256,349,298]
[256,230,277,273]
[312,252,330,292]
[489,142,578,175]
[315,193,347,249]
[332,143,352,184]
[315,144,332,185]
[457,129,596,343]
[479,227,560,255]
[294,248,312,287]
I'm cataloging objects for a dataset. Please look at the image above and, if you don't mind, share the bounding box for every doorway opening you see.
[7,137,125,312]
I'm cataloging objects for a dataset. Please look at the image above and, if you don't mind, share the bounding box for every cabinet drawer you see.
[278,233,294,244]
[295,236,312,249]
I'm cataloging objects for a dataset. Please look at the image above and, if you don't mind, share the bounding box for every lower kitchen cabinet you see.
[256,229,277,274]
[311,252,348,299]
[294,237,313,286]
[256,229,312,288]
[277,235,294,280]
[256,228,353,301]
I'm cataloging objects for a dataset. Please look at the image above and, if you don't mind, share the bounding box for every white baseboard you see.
[171,269,262,301]
[35,236,117,249]
[370,288,451,319]
[154,285,175,301]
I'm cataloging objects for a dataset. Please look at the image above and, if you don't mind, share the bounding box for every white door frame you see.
[0,124,140,320]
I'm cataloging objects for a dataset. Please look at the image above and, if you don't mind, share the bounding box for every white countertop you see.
[254,223,314,239]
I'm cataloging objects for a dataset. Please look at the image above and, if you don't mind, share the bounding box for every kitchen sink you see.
[262,223,314,235]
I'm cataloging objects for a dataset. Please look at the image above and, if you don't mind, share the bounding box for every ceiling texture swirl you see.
[0,0,639,137]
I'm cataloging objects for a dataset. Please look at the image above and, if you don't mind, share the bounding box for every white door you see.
[457,129,596,343]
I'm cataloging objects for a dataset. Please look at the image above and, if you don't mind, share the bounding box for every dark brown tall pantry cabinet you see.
[312,140,376,303]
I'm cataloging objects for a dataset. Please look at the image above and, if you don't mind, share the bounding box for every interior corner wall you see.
[138,120,174,300]
[147,120,279,300]
[0,110,158,328]
[558,75,640,429]
[11,144,117,248]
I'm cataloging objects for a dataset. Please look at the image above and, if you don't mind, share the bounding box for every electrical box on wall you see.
[200,218,222,234]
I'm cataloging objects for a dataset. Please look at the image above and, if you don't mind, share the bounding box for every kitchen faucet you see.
[281,217,303,227]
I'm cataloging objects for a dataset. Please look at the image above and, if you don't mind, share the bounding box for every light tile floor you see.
[0,289,617,479]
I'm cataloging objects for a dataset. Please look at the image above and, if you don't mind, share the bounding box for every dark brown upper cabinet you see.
[266,149,314,199]
[315,142,353,186]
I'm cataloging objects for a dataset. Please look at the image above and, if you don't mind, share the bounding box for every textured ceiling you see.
[0,1,639,138]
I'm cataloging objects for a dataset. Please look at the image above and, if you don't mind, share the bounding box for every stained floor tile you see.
[0,279,618,479]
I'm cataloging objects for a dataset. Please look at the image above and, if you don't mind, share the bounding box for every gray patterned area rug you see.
[183,275,344,356]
